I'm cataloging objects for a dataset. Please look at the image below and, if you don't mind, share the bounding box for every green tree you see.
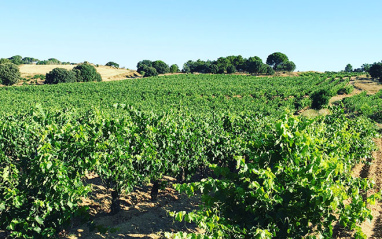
[246,58,264,74]
[0,58,11,64]
[226,64,237,74]
[22,57,39,64]
[45,68,77,84]
[311,89,331,109]
[143,67,158,77]
[9,55,23,65]
[152,60,170,74]
[216,57,230,74]
[345,64,353,72]
[227,55,245,71]
[73,63,102,82]
[276,61,296,72]
[106,61,119,68]
[0,63,20,85]
[137,60,152,74]
[170,64,180,73]
[369,63,382,81]
[264,65,275,75]
[362,63,371,72]
[266,52,289,70]
[209,64,219,74]
[182,65,191,73]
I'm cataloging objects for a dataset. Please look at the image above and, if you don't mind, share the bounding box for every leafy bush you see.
[169,64,179,73]
[152,60,170,74]
[45,68,76,84]
[209,64,219,74]
[137,60,152,74]
[264,65,275,75]
[226,64,236,74]
[105,61,119,68]
[276,61,296,72]
[8,55,23,65]
[0,58,12,64]
[37,58,62,65]
[369,63,382,81]
[0,63,20,85]
[310,89,331,109]
[337,85,354,95]
[266,52,289,70]
[73,63,102,82]
[142,67,158,77]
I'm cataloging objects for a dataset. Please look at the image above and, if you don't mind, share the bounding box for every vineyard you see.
[1,73,381,238]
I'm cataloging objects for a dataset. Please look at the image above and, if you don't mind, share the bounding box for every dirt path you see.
[340,138,382,239]
[362,138,382,238]
[61,176,201,239]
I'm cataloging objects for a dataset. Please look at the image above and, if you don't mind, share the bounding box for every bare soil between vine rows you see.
[61,175,202,239]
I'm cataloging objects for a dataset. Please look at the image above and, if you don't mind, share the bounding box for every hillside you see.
[19,64,140,82]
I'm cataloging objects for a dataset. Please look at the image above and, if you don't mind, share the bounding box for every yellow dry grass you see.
[19,64,140,81]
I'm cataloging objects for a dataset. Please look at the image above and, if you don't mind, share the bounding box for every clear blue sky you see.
[1,0,381,71]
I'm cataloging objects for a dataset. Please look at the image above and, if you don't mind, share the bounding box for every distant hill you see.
[19,64,140,82]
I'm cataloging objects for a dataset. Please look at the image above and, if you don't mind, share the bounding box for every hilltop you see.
[19,64,140,83]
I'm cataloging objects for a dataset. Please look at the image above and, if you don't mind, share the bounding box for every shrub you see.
[311,89,331,109]
[226,64,237,74]
[209,64,219,74]
[137,60,152,73]
[73,63,102,82]
[143,67,158,77]
[276,61,296,72]
[45,68,77,84]
[337,85,354,95]
[0,58,12,64]
[0,63,20,85]
[9,55,23,65]
[369,63,382,81]
[152,60,170,74]
[182,65,191,73]
[105,61,119,68]
[32,74,46,80]
[170,64,180,73]
[264,65,275,75]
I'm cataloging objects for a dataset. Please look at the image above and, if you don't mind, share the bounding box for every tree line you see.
[0,55,75,65]
[344,62,382,81]
[137,52,296,77]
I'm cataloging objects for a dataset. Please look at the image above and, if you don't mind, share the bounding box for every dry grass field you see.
[19,64,140,82]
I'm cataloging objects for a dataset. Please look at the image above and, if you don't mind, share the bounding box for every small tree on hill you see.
[142,67,158,77]
[182,64,191,73]
[369,63,382,81]
[311,89,331,109]
[246,59,264,74]
[226,65,237,74]
[137,60,152,74]
[345,64,353,72]
[73,63,102,82]
[152,60,170,74]
[45,68,77,84]
[106,61,119,68]
[265,65,275,75]
[22,57,39,64]
[266,52,289,70]
[9,55,23,65]
[209,64,219,74]
[0,58,11,64]
[170,64,180,73]
[0,63,20,85]
[276,61,296,72]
